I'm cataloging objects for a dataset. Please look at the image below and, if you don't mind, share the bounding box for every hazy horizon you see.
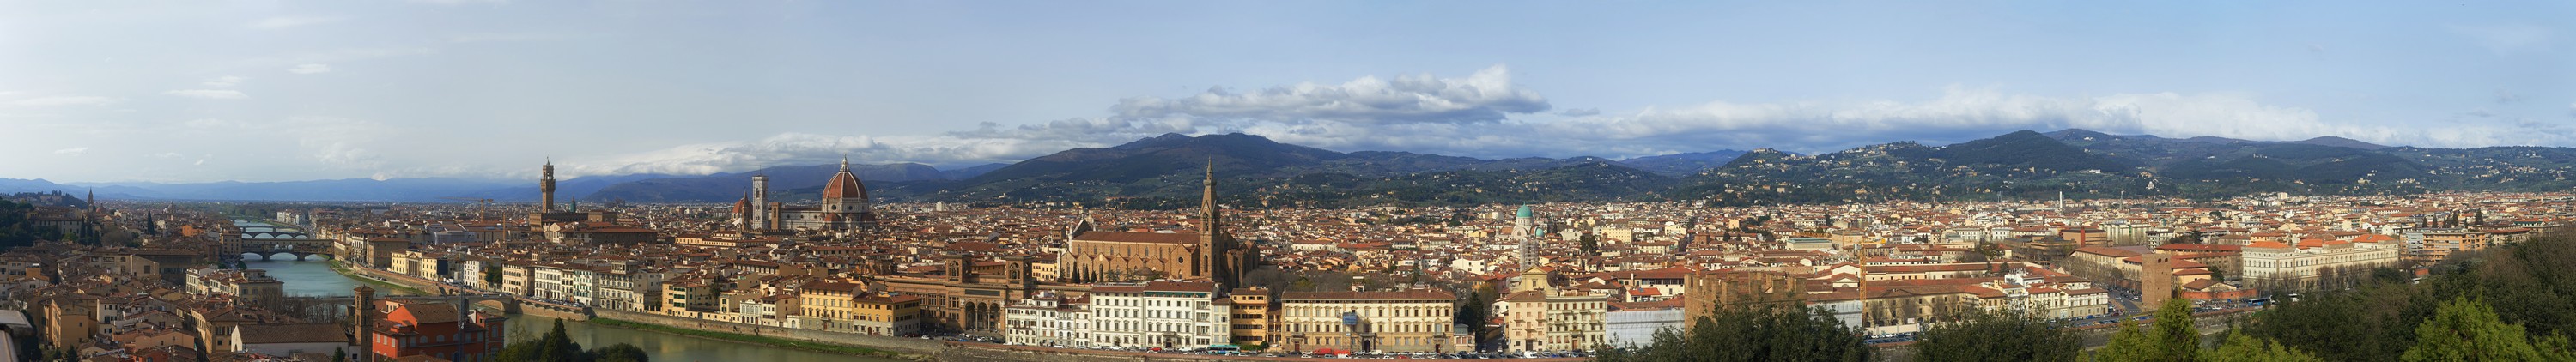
[6,1,2570,184]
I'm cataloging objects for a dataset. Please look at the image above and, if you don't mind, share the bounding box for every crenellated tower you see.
[540,159,557,213]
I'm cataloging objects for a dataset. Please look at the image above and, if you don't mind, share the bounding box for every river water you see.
[246,258,900,361]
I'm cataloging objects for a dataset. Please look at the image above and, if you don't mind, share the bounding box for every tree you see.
[2096,298,2215,362]
[2238,271,2431,361]
[2099,321,2161,362]
[2154,298,2199,359]
[500,319,586,362]
[2198,332,2324,362]
[2401,297,2571,362]
[496,319,657,362]
[484,264,504,286]
[1911,310,2081,361]
[1595,304,1869,362]
[590,343,651,362]
[1455,284,1497,343]
[2092,295,2318,359]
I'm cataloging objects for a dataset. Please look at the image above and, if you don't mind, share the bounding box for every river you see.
[246,258,900,361]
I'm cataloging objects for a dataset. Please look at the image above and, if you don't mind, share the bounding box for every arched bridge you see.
[240,238,337,261]
[238,225,308,239]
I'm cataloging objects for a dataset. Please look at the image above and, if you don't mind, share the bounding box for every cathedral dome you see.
[822,159,868,201]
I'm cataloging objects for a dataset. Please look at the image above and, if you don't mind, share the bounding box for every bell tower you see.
[1199,159,1236,287]
[539,159,556,213]
[750,174,769,230]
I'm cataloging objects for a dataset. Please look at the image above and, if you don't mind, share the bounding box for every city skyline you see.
[4,1,2571,184]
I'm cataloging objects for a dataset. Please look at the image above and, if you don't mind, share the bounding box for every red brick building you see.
[366,300,507,362]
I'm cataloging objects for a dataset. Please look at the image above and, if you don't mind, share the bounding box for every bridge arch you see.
[240,251,333,261]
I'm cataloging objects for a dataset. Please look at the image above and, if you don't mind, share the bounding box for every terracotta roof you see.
[2073,246,2140,257]
[1072,231,1202,244]
[1282,289,1457,301]
[235,323,346,344]
[392,303,462,324]
[822,161,868,200]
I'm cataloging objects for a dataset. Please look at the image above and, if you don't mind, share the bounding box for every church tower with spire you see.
[1198,160,1252,287]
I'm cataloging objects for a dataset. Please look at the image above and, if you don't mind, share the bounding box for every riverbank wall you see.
[937,343,1590,362]
[332,262,937,358]
[592,308,947,355]
[335,264,586,321]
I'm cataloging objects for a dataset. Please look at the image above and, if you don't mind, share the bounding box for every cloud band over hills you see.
[573,66,2571,179]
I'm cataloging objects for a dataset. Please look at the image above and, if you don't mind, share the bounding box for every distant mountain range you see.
[19,128,2576,207]
[1620,150,1756,175]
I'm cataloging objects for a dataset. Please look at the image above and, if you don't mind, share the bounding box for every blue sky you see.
[3,1,2569,183]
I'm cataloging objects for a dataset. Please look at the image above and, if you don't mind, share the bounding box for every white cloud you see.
[447,33,577,44]
[232,48,431,69]
[578,132,1098,177]
[576,65,1558,173]
[1110,64,1548,125]
[4,95,115,106]
[279,117,394,170]
[582,67,2574,179]
[250,15,347,29]
[164,89,248,100]
[203,75,246,87]
[184,118,243,129]
[51,147,89,155]
[2452,23,2554,56]
[288,63,332,75]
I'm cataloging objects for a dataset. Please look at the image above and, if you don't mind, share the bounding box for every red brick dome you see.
[822,159,867,201]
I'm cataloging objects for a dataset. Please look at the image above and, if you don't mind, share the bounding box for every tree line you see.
[1595,234,2576,361]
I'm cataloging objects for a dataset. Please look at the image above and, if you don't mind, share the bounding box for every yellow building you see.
[2411,229,2489,263]
[1279,289,1467,354]
[1229,287,1276,347]
[1502,268,1607,353]
[661,277,720,318]
[849,293,923,336]
[796,281,922,336]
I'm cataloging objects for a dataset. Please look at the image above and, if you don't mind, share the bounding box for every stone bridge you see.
[239,238,337,261]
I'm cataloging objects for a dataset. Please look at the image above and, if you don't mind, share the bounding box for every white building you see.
[1084,281,1232,349]
[2241,238,2401,288]
[1003,292,1093,347]
[1602,305,1683,348]
[531,265,566,299]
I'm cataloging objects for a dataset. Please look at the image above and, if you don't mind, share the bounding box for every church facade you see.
[1057,161,1255,287]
